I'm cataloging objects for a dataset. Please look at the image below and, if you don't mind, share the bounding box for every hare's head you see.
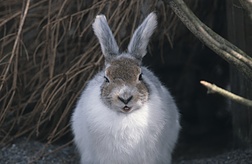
[92,13,157,113]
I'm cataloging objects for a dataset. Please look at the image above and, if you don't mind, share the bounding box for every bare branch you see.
[166,0,252,81]
[201,81,252,107]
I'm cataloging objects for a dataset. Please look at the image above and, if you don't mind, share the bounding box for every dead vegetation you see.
[0,0,195,145]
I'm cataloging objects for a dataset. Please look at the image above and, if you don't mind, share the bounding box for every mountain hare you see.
[71,12,180,164]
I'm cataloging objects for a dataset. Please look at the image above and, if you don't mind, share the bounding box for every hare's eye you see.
[104,76,110,83]
[138,73,143,81]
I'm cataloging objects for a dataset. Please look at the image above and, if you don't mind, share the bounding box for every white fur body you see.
[72,68,180,164]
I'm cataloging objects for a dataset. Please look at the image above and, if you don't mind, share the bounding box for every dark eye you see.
[104,76,110,83]
[138,73,143,81]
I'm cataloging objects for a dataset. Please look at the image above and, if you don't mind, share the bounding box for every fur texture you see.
[71,12,180,164]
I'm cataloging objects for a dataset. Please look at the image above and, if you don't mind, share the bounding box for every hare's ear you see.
[127,12,157,61]
[92,15,119,62]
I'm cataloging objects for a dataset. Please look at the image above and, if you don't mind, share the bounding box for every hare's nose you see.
[118,96,133,104]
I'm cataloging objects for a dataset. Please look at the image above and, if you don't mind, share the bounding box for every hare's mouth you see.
[121,106,132,113]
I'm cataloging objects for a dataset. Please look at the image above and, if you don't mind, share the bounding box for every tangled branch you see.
[167,0,252,81]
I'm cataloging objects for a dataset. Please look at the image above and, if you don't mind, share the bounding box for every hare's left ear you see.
[92,15,119,62]
[127,12,157,61]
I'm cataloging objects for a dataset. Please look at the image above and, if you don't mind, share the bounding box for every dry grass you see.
[0,0,201,145]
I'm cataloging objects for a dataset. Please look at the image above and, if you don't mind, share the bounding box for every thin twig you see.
[0,0,31,91]
[201,81,252,107]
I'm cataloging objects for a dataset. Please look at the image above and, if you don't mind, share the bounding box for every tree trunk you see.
[227,0,252,147]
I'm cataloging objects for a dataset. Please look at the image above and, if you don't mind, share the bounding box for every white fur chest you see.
[81,82,167,164]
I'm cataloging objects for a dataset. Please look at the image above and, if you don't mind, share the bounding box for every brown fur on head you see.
[92,13,157,113]
[101,57,149,113]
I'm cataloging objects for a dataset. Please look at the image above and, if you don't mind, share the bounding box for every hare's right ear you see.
[92,15,119,62]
